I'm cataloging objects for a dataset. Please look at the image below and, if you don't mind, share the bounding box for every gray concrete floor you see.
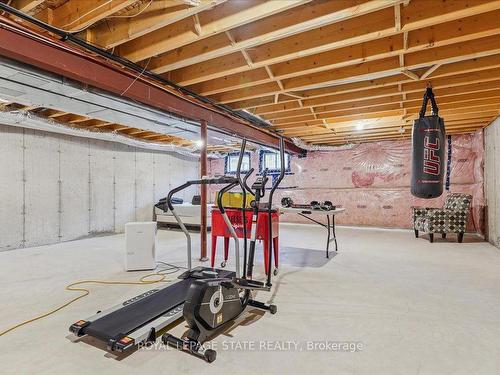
[1,224,500,375]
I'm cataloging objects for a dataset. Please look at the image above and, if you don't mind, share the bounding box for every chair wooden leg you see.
[429,233,434,243]
[458,232,464,243]
[442,233,446,239]
[414,229,418,238]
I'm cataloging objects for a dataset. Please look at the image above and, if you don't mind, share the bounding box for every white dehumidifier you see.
[125,222,157,271]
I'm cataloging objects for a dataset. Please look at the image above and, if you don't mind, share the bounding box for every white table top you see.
[279,207,345,215]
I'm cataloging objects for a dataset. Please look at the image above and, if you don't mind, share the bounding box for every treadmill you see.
[69,174,243,352]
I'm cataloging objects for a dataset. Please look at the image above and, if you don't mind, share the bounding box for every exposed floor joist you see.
[6,0,500,146]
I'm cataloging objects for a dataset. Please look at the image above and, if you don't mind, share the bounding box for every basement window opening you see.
[225,152,250,174]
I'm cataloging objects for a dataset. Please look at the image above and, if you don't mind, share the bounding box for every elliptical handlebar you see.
[217,182,238,214]
[167,177,237,210]
[259,169,269,198]
[235,140,252,281]
[242,168,254,195]
[166,182,191,211]
[266,137,285,287]
[166,155,241,272]
[236,139,247,185]
[268,138,286,201]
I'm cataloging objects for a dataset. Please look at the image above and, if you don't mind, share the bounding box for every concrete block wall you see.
[485,117,500,248]
[0,124,199,251]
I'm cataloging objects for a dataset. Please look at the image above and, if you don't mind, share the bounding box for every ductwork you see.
[291,137,359,151]
[0,14,303,154]
[0,109,208,157]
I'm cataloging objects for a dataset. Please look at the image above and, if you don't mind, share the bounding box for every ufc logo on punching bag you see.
[411,86,445,199]
[423,136,440,175]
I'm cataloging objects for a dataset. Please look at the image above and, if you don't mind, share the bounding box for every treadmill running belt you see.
[85,278,193,341]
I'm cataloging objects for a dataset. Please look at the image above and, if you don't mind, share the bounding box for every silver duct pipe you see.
[291,137,359,151]
[0,109,203,157]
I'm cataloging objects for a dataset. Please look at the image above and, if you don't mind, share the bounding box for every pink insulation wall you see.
[208,131,485,233]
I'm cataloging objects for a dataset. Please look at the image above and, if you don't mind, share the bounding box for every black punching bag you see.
[411,86,445,199]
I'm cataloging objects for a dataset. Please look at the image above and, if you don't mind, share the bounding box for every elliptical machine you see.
[162,137,286,362]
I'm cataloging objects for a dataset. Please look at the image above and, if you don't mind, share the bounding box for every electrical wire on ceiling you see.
[107,0,153,19]
[60,0,114,32]
[41,0,153,34]
[120,56,152,96]
[0,2,273,131]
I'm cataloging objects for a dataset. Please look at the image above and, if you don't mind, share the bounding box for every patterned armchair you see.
[412,193,472,243]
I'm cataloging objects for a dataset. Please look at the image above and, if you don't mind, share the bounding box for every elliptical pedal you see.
[232,277,271,291]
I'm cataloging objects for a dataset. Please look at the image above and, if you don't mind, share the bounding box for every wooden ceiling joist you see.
[172,3,500,89]
[266,85,500,122]
[273,99,500,127]
[272,104,500,129]
[286,114,499,137]
[215,55,500,111]
[255,74,500,117]
[155,0,403,78]
[117,0,310,62]
[85,0,224,49]
[310,125,489,143]
[37,0,137,32]
[8,0,500,145]
[11,0,44,13]
[301,121,493,140]
[4,100,194,147]
[209,35,500,104]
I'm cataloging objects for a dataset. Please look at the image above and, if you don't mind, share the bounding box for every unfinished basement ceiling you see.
[0,56,245,154]
[3,0,500,145]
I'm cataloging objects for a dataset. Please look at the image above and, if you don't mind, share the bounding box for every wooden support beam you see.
[264,82,500,121]
[286,35,500,91]
[394,4,401,31]
[142,133,165,139]
[91,122,114,128]
[192,14,202,36]
[11,0,44,13]
[241,49,253,68]
[47,110,68,118]
[122,128,149,135]
[210,34,500,103]
[118,0,310,62]
[86,0,223,48]
[295,60,500,107]
[420,64,441,80]
[401,69,420,81]
[301,121,491,141]
[53,113,89,123]
[285,114,499,137]
[308,95,500,123]
[306,125,487,144]
[68,116,91,124]
[106,124,132,131]
[169,2,500,87]
[0,23,302,153]
[307,127,486,144]
[37,0,137,32]
[170,7,398,85]
[150,0,401,74]
[273,102,500,129]
[225,30,236,46]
